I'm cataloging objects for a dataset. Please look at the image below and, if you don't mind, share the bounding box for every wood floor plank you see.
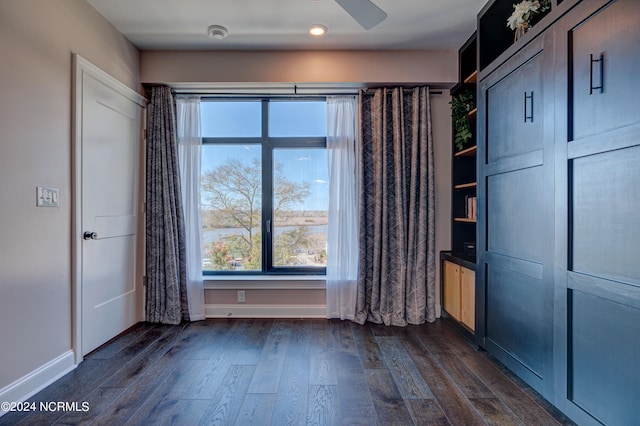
[468,397,524,426]
[235,394,277,426]
[309,351,338,386]
[332,322,377,425]
[87,322,159,360]
[332,321,362,371]
[489,360,573,425]
[352,323,386,369]
[182,321,252,400]
[155,399,210,426]
[368,322,396,337]
[309,321,338,386]
[376,336,436,400]
[306,385,338,426]
[233,319,273,365]
[410,324,496,399]
[336,319,358,354]
[54,387,124,425]
[122,359,210,424]
[181,355,236,400]
[93,324,177,367]
[89,327,194,425]
[247,320,291,394]
[393,326,487,426]
[335,367,379,426]
[365,369,414,426]
[181,319,236,360]
[198,364,256,425]
[271,320,311,426]
[311,319,339,349]
[406,399,451,426]
[453,342,564,424]
[100,323,187,389]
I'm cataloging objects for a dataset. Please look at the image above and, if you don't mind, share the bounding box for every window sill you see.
[203,275,326,290]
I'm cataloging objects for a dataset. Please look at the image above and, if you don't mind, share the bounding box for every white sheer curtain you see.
[176,96,205,321]
[326,96,359,320]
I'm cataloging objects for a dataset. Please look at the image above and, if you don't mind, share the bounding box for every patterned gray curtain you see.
[355,87,436,325]
[145,86,189,324]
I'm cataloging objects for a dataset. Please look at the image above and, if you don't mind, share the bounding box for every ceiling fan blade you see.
[335,0,388,30]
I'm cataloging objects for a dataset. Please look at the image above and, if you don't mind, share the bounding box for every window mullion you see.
[261,100,274,273]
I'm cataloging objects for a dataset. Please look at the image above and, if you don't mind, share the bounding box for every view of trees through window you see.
[200,99,328,273]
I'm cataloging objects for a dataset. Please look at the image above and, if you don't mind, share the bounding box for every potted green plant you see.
[450,90,475,151]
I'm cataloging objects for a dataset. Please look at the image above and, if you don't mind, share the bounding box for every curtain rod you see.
[170,84,443,97]
[361,88,443,95]
[174,90,443,97]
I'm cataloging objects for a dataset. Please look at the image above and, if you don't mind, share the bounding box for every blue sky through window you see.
[274,148,328,211]
[269,101,326,137]
[201,101,261,137]
[200,100,329,211]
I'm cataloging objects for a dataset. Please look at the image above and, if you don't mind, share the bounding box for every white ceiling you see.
[86,0,486,51]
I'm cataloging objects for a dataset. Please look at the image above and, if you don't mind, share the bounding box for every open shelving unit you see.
[449,32,478,262]
[441,31,478,343]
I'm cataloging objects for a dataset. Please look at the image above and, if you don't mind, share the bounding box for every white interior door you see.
[74,56,145,356]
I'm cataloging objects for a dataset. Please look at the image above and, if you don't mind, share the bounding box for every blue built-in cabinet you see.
[476,0,640,424]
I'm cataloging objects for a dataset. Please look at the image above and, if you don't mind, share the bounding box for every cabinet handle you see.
[524,91,534,122]
[589,53,604,94]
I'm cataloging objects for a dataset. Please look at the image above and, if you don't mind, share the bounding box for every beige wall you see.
[0,0,140,391]
[432,92,453,316]
[141,50,457,86]
[140,49,454,316]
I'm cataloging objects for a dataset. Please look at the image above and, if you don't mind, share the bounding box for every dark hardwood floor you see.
[0,319,574,425]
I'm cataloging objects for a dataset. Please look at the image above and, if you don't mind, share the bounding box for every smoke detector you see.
[207,25,229,40]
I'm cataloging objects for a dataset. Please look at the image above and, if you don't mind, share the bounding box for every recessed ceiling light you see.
[309,24,328,37]
[207,25,229,40]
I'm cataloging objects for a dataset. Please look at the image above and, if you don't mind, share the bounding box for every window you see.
[201,99,328,274]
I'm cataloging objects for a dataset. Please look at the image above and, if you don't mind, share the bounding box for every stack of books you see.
[465,195,477,220]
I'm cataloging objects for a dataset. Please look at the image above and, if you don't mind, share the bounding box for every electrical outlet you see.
[237,290,246,303]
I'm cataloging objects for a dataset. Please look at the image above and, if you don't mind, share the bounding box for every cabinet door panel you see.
[571,290,640,425]
[570,0,640,141]
[571,145,640,285]
[487,166,546,263]
[486,51,544,163]
[443,260,461,320]
[486,263,545,377]
[460,266,476,330]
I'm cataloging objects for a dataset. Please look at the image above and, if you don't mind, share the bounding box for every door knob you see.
[83,231,98,240]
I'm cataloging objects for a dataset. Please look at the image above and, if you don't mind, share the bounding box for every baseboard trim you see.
[205,304,326,318]
[0,350,76,416]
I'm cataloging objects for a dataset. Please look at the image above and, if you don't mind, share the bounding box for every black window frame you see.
[202,97,327,276]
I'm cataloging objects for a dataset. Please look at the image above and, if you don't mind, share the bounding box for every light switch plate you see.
[37,187,59,207]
